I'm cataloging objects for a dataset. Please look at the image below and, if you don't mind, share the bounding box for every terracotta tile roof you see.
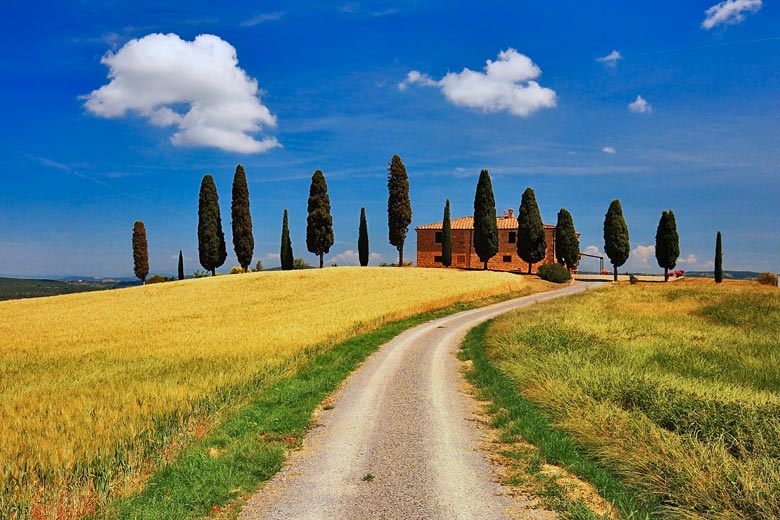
[416,216,555,231]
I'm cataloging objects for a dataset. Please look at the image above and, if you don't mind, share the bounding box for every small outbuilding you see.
[415,209,558,272]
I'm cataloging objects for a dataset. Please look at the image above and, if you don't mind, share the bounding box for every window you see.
[508,231,516,243]
[503,255,512,263]
[435,232,442,243]
[434,255,443,263]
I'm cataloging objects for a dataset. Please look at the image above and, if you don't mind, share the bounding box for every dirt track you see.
[240,282,597,519]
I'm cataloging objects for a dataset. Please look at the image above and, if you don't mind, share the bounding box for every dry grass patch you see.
[0,267,526,518]
[485,281,780,518]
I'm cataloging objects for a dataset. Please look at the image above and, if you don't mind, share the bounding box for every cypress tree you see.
[655,209,680,282]
[715,231,723,283]
[473,169,498,270]
[387,154,412,266]
[231,164,254,272]
[177,250,184,280]
[280,209,294,271]
[358,207,369,266]
[132,220,149,284]
[197,174,227,276]
[517,187,547,274]
[603,199,630,282]
[555,208,580,272]
[442,199,452,267]
[306,170,334,268]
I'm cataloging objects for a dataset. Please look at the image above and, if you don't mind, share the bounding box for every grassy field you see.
[0,267,528,519]
[482,279,780,518]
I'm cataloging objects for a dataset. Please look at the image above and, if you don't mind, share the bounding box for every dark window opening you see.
[503,255,512,263]
[434,255,443,263]
[508,231,516,243]
[435,232,442,243]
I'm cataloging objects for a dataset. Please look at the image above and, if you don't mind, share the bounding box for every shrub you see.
[146,274,173,284]
[292,258,311,270]
[254,260,263,272]
[757,272,778,286]
[228,266,244,275]
[629,273,639,284]
[537,263,571,283]
[192,269,209,278]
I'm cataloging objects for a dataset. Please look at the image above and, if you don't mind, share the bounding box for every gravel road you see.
[240,282,597,520]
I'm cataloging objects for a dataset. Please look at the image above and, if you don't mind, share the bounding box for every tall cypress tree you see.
[177,250,184,280]
[198,174,227,276]
[473,169,498,270]
[132,220,149,284]
[655,209,680,282]
[442,199,452,268]
[280,209,294,271]
[358,207,369,267]
[516,187,547,274]
[555,208,580,272]
[715,231,723,283]
[387,154,412,267]
[306,170,334,268]
[231,164,254,272]
[603,199,630,282]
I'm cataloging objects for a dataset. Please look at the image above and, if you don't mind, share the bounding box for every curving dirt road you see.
[240,282,597,520]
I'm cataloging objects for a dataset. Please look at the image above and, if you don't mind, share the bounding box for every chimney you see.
[502,209,508,217]
[507,208,515,219]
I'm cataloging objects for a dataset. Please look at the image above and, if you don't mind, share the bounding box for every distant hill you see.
[683,270,763,280]
[0,277,130,301]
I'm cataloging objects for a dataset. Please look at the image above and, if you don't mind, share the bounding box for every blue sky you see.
[1,0,778,277]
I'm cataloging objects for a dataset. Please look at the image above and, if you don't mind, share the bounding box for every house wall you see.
[416,227,556,273]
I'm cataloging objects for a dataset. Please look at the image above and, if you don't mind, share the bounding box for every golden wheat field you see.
[0,267,526,516]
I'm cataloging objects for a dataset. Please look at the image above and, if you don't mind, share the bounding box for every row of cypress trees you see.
[136,158,698,282]
[453,169,687,282]
[462,169,580,274]
[194,155,413,274]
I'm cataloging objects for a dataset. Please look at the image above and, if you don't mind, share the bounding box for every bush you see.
[254,260,263,272]
[228,266,245,275]
[146,274,173,284]
[629,273,639,284]
[757,272,778,286]
[537,263,571,283]
[292,258,311,270]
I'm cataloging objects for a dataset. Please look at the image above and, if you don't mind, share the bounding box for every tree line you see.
[131,155,412,283]
[443,168,697,283]
[131,157,724,284]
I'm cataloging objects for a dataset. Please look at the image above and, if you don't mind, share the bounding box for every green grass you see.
[460,322,653,520]
[480,281,780,519]
[98,289,537,520]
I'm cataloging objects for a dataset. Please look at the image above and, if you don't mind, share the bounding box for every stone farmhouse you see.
[415,208,558,272]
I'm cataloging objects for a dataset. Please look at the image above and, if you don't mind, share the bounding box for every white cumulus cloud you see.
[328,250,382,266]
[628,95,652,114]
[702,0,762,30]
[602,146,617,155]
[678,254,698,264]
[83,33,279,154]
[596,50,623,66]
[400,48,556,117]
[631,244,656,269]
